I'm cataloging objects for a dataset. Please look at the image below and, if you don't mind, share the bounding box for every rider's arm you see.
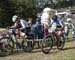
[59,20,64,30]
[49,19,54,27]
[11,23,17,29]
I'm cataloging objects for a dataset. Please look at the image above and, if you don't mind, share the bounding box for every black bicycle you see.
[51,30,65,50]
[41,35,53,54]
[41,30,65,54]
[0,28,33,56]
[56,32,65,50]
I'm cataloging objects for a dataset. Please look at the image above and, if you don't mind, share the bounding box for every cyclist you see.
[12,15,29,46]
[49,15,64,40]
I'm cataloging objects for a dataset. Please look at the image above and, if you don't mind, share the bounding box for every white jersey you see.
[14,19,29,28]
[41,12,50,26]
[48,19,63,33]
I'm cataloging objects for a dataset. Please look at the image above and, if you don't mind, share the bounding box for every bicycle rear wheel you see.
[57,35,65,50]
[41,35,53,54]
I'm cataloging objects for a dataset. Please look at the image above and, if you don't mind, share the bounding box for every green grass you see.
[68,31,73,39]
[66,31,74,42]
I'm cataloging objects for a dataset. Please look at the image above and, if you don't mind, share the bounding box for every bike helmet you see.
[12,15,18,22]
[52,15,58,20]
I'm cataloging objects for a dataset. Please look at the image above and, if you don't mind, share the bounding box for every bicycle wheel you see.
[41,35,53,54]
[0,37,14,56]
[57,35,65,50]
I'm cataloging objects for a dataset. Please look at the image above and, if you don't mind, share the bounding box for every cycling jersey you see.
[51,19,62,28]
[49,19,63,33]
[14,19,29,28]
[12,19,29,36]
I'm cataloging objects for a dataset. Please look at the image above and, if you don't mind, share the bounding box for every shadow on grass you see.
[1,44,75,57]
[63,47,75,51]
[0,49,42,57]
[46,46,75,55]
[30,49,42,53]
[0,50,24,57]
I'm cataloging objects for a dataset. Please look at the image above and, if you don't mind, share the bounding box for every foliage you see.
[0,0,75,27]
[54,0,75,9]
[0,0,37,27]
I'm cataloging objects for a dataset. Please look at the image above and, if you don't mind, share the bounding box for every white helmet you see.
[12,15,18,22]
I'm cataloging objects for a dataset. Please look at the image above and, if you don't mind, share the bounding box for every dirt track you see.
[0,41,75,60]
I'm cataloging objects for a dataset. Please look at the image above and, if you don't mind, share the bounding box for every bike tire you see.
[57,35,65,50]
[0,37,14,56]
[41,35,53,54]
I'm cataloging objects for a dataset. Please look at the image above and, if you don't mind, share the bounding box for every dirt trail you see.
[0,41,75,60]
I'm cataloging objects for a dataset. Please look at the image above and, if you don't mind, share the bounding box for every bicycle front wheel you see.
[0,37,14,56]
[41,35,53,54]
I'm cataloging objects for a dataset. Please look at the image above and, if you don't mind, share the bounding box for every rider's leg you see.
[55,31,61,41]
[15,29,23,49]
[15,29,20,40]
[20,32,27,46]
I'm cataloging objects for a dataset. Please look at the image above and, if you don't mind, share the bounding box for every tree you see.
[0,0,37,27]
[0,0,16,27]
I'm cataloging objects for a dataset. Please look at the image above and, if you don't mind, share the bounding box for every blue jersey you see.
[33,24,43,34]
[51,19,63,28]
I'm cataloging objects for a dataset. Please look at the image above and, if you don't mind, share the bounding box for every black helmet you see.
[52,15,58,20]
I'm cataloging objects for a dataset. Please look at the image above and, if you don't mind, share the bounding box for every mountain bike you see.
[0,28,32,56]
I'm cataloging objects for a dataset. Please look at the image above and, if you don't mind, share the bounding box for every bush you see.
[0,0,37,27]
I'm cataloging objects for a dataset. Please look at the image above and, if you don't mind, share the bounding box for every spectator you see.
[33,18,44,39]
[64,22,69,40]
[72,29,75,40]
